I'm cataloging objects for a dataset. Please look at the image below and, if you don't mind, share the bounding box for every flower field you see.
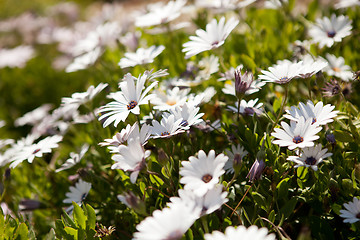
[1,0,360,239]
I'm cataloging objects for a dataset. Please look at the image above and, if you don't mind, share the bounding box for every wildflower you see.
[340,197,360,223]
[195,0,256,11]
[299,57,328,79]
[56,144,89,172]
[196,55,220,81]
[19,199,42,211]
[63,179,91,214]
[264,0,288,9]
[163,102,204,130]
[234,68,254,98]
[258,60,303,84]
[322,79,341,97]
[133,201,200,240]
[246,159,265,182]
[98,70,165,127]
[335,0,360,8]
[151,87,190,111]
[151,114,185,139]
[61,83,108,108]
[0,45,35,68]
[309,14,352,48]
[180,150,228,197]
[99,123,151,152]
[135,0,187,28]
[168,185,228,216]
[118,45,165,68]
[224,144,248,174]
[287,144,332,171]
[271,117,322,150]
[10,135,63,168]
[205,225,276,240]
[65,47,102,73]
[14,104,53,127]
[324,53,353,81]
[227,98,263,116]
[117,191,146,214]
[182,17,239,59]
[326,133,336,145]
[111,137,151,184]
[284,100,339,127]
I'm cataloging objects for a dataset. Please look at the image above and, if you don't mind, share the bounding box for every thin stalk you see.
[231,181,255,217]
[201,217,209,233]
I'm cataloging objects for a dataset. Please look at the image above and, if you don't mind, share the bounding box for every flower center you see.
[161,131,170,136]
[81,193,87,201]
[356,212,360,219]
[165,230,183,240]
[233,153,242,165]
[166,100,177,106]
[332,67,341,72]
[202,174,213,183]
[279,76,289,83]
[327,31,336,38]
[292,136,304,144]
[332,86,340,95]
[312,118,317,124]
[180,120,188,127]
[244,107,255,115]
[211,41,219,46]
[127,100,138,110]
[305,156,317,165]
[33,149,41,154]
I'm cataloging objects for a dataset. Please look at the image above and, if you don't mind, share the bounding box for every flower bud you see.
[246,159,265,182]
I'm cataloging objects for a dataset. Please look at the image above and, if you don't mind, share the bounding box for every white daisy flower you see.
[14,104,53,127]
[271,117,322,150]
[195,0,256,11]
[222,79,265,96]
[180,150,228,197]
[196,55,219,81]
[224,144,248,174]
[205,225,276,240]
[182,17,239,59]
[258,60,303,84]
[65,47,102,73]
[151,87,190,111]
[227,98,263,116]
[133,201,200,240]
[56,144,89,172]
[61,83,108,108]
[10,135,63,168]
[111,137,151,184]
[168,185,228,216]
[340,197,360,223]
[335,0,360,9]
[309,14,352,48]
[299,56,328,78]
[135,0,187,28]
[63,179,91,214]
[284,100,339,126]
[287,144,332,171]
[99,70,167,127]
[323,53,353,81]
[99,122,151,152]
[118,45,165,69]
[164,102,204,130]
[264,0,288,9]
[0,45,35,68]
[151,114,185,139]
[218,65,243,81]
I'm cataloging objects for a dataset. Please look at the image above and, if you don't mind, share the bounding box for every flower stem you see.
[269,83,289,134]
[231,181,255,217]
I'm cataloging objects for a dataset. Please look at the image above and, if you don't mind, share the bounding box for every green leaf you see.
[333,130,353,143]
[73,202,86,230]
[273,98,281,114]
[44,228,56,240]
[62,211,77,229]
[64,227,77,240]
[14,223,28,240]
[276,178,290,199]
[268,210,275,223]
[279,198,297,220]
[85,204,96,230]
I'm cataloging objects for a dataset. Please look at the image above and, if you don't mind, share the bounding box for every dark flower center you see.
[211,41,219,46]
[165,230,183,240]
[244,107,255,115]
[312,118,317,124]
[127,100,138,110]
[202,174,213,183]
[81,193,87,201]
[233,154,242,166]
[180,120,189,127]
[327,31,336,38]
[161,131,170,136]
[332,86,340,95]
[305,156,317,165]
[33,149,41,154]
[279,76,289,83]
[293,136,304,144]
[356,212,360,219]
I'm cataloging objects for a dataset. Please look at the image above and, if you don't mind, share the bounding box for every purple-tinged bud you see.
[117,191,145,214]
[19,199,42,211]
[326,133,336,145]
[246,159,265,182]
[234,68,254,99]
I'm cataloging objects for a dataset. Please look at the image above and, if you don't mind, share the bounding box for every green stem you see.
[201,216,209,233]
[269,83,289,134]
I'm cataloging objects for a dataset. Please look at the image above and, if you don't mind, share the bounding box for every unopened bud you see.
[157,148,168,166]
[246,159,265,182]
[117,191,146,214]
